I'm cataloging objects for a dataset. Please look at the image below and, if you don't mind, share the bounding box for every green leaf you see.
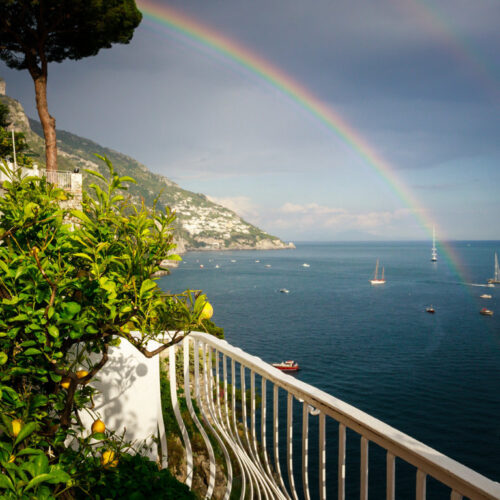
[23,348,42,356]
[73,252,93,262]
[139,279,157,298]
[166,254,182,261]
[16,448,44,457]
[2,296,19,305]
[31,394,49,408]
[46,467,70,484]
[8,313,28,322]
[70,210,93,225]
[0,473,14,490]
[0,352,7,365]
[84,168,107,181]
[24,202,40,219]
[33,453,49,476]
[118,175,137,184]
[14,422,37,447]
[62,302,81,318]
[20,341,36,348]
[49,372,62,383]
[24,473,52,492]
[47,325,59,338]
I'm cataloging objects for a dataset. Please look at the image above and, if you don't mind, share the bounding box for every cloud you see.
[207,195,259,219]
[275,203,413,231]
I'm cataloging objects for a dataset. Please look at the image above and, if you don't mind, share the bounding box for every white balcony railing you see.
[0,162,81,193]
[167,332,500,500]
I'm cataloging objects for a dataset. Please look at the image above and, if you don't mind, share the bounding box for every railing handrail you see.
[188,331,500,499]
[0,162,81,193]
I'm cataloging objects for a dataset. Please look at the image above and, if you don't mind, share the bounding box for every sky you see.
[1,0,499,242]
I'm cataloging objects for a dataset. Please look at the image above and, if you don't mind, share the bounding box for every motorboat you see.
[272,360,300,372]
[480,294,492,299]
[279,288,290,294]
[480,308,493,316]
[302,263,310,267]
[426,306,435,314]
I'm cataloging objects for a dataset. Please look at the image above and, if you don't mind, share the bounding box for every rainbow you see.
[136,0,467,277]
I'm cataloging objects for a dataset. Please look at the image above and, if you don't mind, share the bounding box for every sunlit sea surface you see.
[158,241,500,498]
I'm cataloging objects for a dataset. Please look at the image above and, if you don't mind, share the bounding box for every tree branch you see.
[120,329,189,358]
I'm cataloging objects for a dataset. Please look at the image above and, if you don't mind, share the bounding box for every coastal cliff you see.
[0,85,293,252]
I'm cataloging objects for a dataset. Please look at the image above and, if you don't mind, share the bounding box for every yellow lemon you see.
[11,419,22,437]
[91,419,106,434]
[61,378,71,389]
[199,301,213,321]
[101,450,116,467]
[76,370,88,379]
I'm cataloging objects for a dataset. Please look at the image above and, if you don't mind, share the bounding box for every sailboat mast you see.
[374,259,379,279]
[431,226,437,261]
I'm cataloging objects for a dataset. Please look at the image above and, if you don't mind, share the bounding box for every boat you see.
[431,226,437,262]
[488,253,500,284]
[302,263,310,268]
[480,294,492,299]
[199,264,204,268]
[215,264,220,269]
[272,360,300,371]
[480,308,493,316]
[370,260,386,285]
[279,288,290,294]
[426,306,435,314]
[265,264,271,268]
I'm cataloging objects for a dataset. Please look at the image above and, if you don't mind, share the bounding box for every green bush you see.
[72,453,196,499]
[0,156,212,497]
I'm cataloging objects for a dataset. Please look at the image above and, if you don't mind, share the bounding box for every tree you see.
[0,1,142,173]
[0,156,210,496]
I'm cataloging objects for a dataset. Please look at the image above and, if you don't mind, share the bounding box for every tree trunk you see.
[33,74,57,176]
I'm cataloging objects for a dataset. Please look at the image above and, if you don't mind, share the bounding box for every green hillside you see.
[0,90,293,250]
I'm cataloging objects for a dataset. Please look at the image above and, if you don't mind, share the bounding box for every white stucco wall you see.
[78,338,168,467]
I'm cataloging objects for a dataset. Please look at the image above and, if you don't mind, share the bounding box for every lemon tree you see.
[0,157,209,497]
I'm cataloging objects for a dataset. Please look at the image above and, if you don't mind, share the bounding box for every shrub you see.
[0,157,210,497]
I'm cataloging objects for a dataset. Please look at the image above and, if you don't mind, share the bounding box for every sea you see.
[158,241,500,498]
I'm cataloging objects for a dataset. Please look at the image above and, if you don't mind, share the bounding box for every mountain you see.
[0,90,294,252]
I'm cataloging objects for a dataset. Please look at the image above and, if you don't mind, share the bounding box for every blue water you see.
[158,241,500,496]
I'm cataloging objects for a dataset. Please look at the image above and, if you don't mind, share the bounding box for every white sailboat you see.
[370,259,386,285]
[431,226,437,262]
[488,252,500,284]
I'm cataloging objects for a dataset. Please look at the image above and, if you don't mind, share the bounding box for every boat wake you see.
[466,283,495,288]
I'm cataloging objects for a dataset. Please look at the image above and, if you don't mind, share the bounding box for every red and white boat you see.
[272,360,300,372]
[480,308,493,316]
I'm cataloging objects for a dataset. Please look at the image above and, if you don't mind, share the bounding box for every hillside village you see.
[0,77,294,253]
